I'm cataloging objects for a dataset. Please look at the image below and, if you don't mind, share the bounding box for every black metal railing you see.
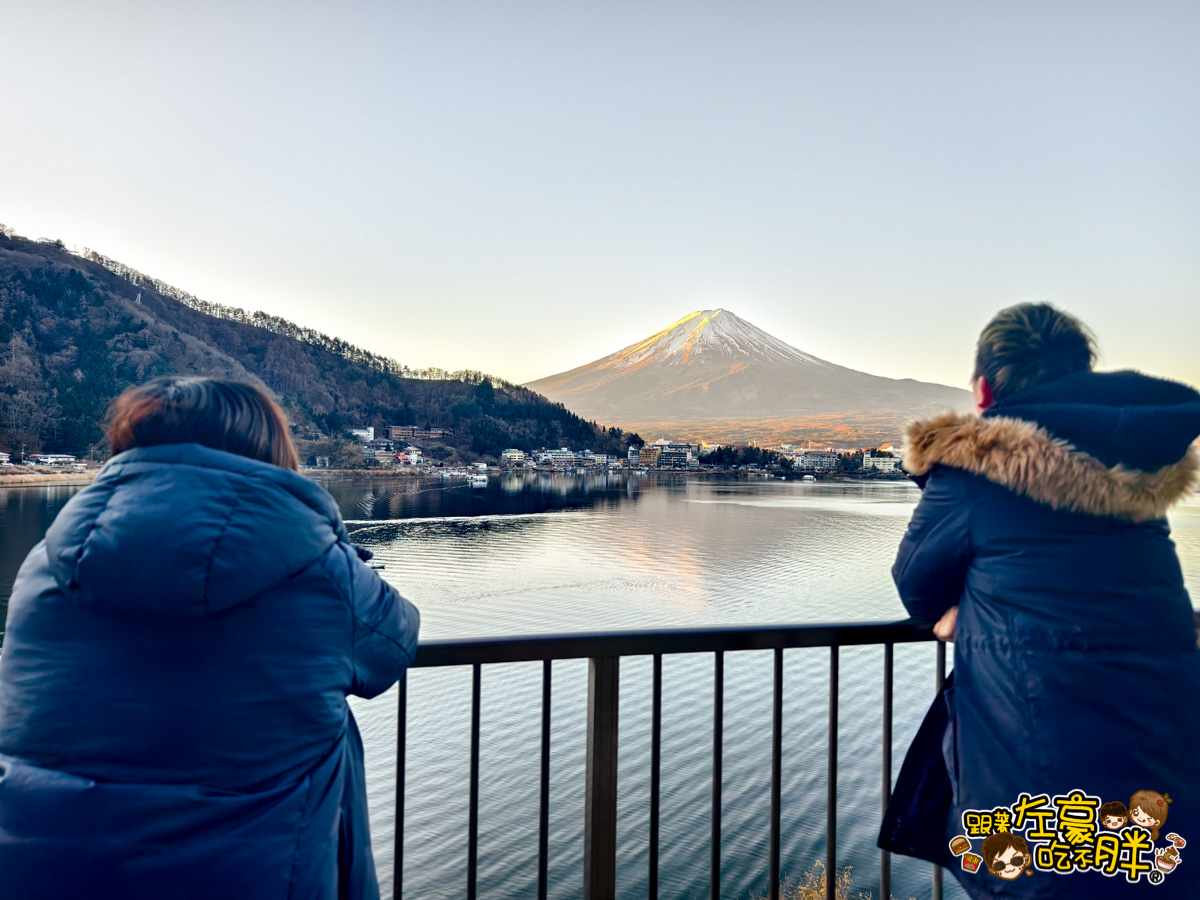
[393,618,950,900]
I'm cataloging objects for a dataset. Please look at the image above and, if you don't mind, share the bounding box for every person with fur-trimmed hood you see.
[879,304,1200,899]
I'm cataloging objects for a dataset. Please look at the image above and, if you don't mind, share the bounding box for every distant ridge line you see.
[75,243,497,386]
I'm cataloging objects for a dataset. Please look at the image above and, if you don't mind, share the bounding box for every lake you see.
[4,473,1200,899]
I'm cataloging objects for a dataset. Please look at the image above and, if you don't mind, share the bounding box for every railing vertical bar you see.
[711,650,724,899]
[649,653,662,900]
[394,672,408,900]
[769,647,783,900]
[880,643,893,900]
[584,656,620,900]
[826,645,838,900]
[932,641,946,900]
[538,660,552,900]
[468,662,481,900]
[390,621,969,900]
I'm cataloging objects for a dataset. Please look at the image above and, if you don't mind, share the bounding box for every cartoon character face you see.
[1099,801,1129,830]
[1131,806,1160,828]
[1129,791,1170,839]
[982,832,1032,881]
[991,844,1029,880]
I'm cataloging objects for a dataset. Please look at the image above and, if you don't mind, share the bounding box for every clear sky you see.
[2,2,1198,388]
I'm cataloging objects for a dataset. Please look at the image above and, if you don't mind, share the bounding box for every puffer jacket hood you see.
[903,370,1200,523]
[987,368,1200,470]
[44,443,345,618]
[0,440,419,899]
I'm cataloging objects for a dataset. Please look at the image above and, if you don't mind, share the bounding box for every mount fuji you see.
[524,309,972,444]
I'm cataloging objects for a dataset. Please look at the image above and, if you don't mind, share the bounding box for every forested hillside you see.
[0,228,633,463]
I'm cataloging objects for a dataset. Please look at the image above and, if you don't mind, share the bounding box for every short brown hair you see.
[973,303,1096,400]
[981,831,1030,876]
[107,377,299,470]
[1100,800,1128,821]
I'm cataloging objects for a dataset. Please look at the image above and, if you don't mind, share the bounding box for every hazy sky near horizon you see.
[2,2,1198,388]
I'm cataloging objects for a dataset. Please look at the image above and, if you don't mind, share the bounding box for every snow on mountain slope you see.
[606,310,831,370]
[524,309,973,441]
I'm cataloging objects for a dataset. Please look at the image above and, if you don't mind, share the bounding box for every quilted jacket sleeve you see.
[892,467,972,623]
[332,543,421,699]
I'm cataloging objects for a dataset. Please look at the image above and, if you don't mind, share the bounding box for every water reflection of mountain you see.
[316,472,648,523]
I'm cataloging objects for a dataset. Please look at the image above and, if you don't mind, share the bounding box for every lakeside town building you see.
[359,438,423,467]
[499,449,527,467]
[627,441,700,469]
[399,446,423,465]
[794,450,839,471]
[388,425,454,442]
[637,445,661,467]
[540,449,579,468]
[657,442,699,468]
[30,454,79,467]
[861,451,902,473]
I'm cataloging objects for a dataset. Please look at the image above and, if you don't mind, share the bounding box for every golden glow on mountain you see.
[524,309,973,444]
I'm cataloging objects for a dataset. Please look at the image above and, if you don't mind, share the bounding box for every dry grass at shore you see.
[0,471,97,486]
[768,862,915,900]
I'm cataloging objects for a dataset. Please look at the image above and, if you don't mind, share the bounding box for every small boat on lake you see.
[469,474,488,489]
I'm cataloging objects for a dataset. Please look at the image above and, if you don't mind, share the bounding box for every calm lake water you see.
[4,473,1200,900]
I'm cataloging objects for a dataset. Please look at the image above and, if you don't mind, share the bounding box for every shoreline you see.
[0,468,910,485]
[0,472,98,486]
[304,467,911,481]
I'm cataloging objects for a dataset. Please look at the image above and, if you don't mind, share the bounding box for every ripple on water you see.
[344,479,980,899]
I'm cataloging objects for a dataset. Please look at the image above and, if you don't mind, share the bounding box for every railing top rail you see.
[411,618,937,668]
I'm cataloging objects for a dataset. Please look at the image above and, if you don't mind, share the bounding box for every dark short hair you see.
[1100,801,1128,820]
[981,831,1030,875]
[107,377,299,470]
[973,303,1096,400]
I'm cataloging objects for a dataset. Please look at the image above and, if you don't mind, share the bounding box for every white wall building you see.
[862,452,901,472]
[33,454,78,467]
[500,449,527,466]
[349,427,375,442]
[546,449,577,468]
[796,451,839,470]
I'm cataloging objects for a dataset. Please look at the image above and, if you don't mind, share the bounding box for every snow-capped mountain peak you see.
[607,309,828,370]
[523,307,972,442]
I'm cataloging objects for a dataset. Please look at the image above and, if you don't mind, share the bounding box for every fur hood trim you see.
[904,411,1200,522]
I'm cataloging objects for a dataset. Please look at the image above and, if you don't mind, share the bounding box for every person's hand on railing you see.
[933,605,958,642]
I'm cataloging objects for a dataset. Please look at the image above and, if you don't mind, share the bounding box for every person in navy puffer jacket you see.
[879,304,1200,898]
[0,377,420,899]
